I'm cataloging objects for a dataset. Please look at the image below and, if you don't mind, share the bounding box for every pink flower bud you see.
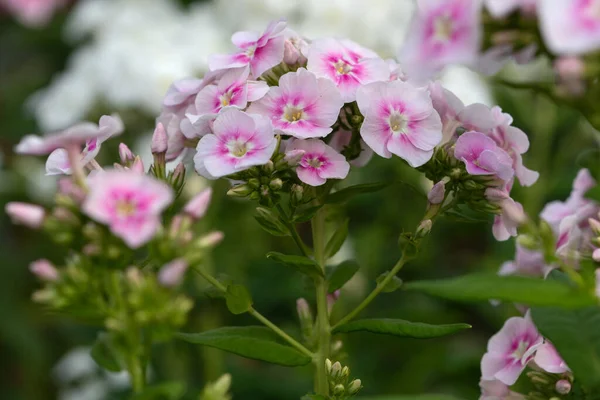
[119,143,135,164]
[555,56,585,81]
[284,40,301,65]
[29,259,58,281]
[151,123,168,154]
[485,187,510,203]
[284,149,306,166]
[130,156,145,174]
[197,231,224,248]
[158,259,188,287]
[6,202,45,229]
[427,181,445,204]
[296,298,310,319]
[555,379,571,395]
[184,188,212,220]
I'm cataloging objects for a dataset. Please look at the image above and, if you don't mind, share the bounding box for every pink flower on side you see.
[499,245,552,277]
[5,202,45,229]
[534,341,569,374]
[16,114,123,156]
[287,139,350,186]
[82,171,174,249]
[538,0,600,55]
[486,187,526,241]
[209,19,287,77]
[193,109,276,179]
[400,0,482,79]
[306,38,389,102]
[328,130,374,167]
[454,131,514,181]
[356,80,442,167]
[1,0,65,28]
[247,68,343,139]
[481,311,543,385]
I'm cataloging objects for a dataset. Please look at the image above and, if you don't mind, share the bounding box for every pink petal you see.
[46,148,72,175]
[387,134,434,167]
[250,35,285,77]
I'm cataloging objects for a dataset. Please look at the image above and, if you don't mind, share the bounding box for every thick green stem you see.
[127,353,146,394]
[312,207,330,396]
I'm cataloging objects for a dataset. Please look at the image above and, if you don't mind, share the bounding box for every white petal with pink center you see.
[288,139,350,187]
[82,170,174,249]
[193,109,276,179]
[247,68,343,139]
[356,80,442,167]
[306,38,389,102]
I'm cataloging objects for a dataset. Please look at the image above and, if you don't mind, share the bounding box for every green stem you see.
[332,254,410,331]
[191,265,313,359]
[127,353,146,394]
[312,206,330,397]
[276,204,311,257]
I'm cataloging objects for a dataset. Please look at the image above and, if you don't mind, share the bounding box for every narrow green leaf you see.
[130,382,186,400]
[333,318,470,338]
[254,207,290,236]
[325,182,388,204]
[531,306,600,390]
[404,273,596,308]
[267,251,324,279]
[376,271,403,293]
[90,333,121,372]
[293,205,323,223]
[176,326,312,367]
[328,260,360,292]
[225,284,253,315]
[325,219,349,259]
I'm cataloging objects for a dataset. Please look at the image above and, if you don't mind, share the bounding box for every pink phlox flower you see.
[485,0,537,19]
[328,130,374,167]
[17,114,123,156]
[193,108,277,179]
[2,0,66,28]
[209,19,287,77]
[82,170,173,249]
[499,245,553,278]
[400,0,482,80]
[429,81,495,144]
[306,38,389,102]
[356,80,442,167]
[534,340,569,374]
[455,131,515,181]
[493,198,525,241]
[247,68,343,139]
[287,139,350,187]
[162,75,218,114]
[539,0,600,55]
[481,311,543,385]
[479,379,525,400]
[283,28,309,66]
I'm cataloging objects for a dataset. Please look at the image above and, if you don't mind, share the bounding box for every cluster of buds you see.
[324,359,362,399]
[524,370,573,400]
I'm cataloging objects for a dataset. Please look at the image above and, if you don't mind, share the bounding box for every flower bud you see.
[131,156,145,174]
[427,181,445,205]
[269,178,283,191]
[291,184,304,203]
[416,219,433,238]
[151,122,168,154]
[589,218,600,235]
[341,366,350,379]
[227,184,254,197]
[593,248,600,262]
[29,259,58,281]
[331,361,342,378]
[158,259,188,287]
[485,187,509,202]
[196,231,224,248]
[296,298,312,321]
[263,160,275,174]
[327,290,340,314]
[6,202,45,229]
[555,379,571,394]
[171,162,186,188]
[213,373,232,395]
[184,188,212,220]
[119,143,135,164]
[284,149,305,166]
[284,39,301,65]
[325,359,332,375]
[332,384,345,396]
[555,56,585,81]
[347,379,362,395]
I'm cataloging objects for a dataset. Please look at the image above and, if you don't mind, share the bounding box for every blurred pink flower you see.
[499,244,552,277]
[1,0,66,28]
[184,188,212,220]
[158,259,188,287]
[288,139,350,186]
[29,259,58,281]
[5,202,45,228]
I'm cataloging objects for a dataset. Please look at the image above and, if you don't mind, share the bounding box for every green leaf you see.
[333,318,470,338]
[586,185,600,202]
[176,326,312,367]
[531,306,600,390]
[225,284,253,315]
[325,219,349,259]
[254,207,290,236]
[130,382,186,400]
[267,251,324,279]
[328,260,360,292]
[293,205,323,223]
[404,273,596,308]
[90,333,122,372]
[325,182,388,204]
[376,271,403,293]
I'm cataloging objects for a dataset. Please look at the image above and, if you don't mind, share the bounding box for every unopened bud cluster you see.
[325,359,362,399]
[525,371,573,400]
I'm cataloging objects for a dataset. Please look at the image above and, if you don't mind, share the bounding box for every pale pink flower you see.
[247,68,343,139]
[487,107,538,187]
[82,171,174,249]
[17,114,123,156]
[5,202,45,228]
[162,76,215,113]
[485,0,536,19]
[400,0,482,79]
[287,139,350,187]
[193,109,276,179]
[328,130,374,167]
[499,245,552,277]
[455,131,514,181]
[539,0,600,55]
[209,19,287,77]
[479,379,524,400]
[1,0,65,28]
[306,38,389,102]
[158,259,188,287]
[481,311,543,385]
[184,188,212,220]
[534,341,569,374]
[283,28,308,66]
[356,80,442,167]
[492,200,525,241]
